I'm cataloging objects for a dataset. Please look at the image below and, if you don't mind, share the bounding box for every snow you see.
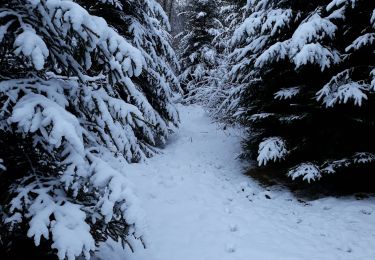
[274,87,301,100]
[97,104,375,260]
[257,137,288,166]
[288,163,322,183]
[253,12,340,71]
[13,29,49,70]
[0,21,14,43]
[232,13,263,43]
[10,93,84,153]
[0,158,5,171]
[293,43,340,71]
[327,0,357,12]
[255,41,288,67]
[7,176,96,260]
[317,70,370,107]
[2,0,160,254]
[346,33,375,51]
[250,113,275,121]
[197,12,207,18]
[290,14,337,50]
[261,9,293,36]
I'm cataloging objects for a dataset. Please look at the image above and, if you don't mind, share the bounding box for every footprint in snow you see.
[229,223,238,232]
[360,209,372,215]
[215,165,224,170]
[226,243,236,253]
[147,193,157,199]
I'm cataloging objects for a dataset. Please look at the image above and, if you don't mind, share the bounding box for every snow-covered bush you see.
[0,0,178,258]
[227,0,375,183]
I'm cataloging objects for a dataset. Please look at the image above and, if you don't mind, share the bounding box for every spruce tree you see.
[229,0,375,183]
[312,0,375,180]
[178,0,220,99]
[0,0,178,258]
[209,0,247,121]
[81,0,181,143]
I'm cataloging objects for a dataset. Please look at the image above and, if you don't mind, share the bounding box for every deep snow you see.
[98,104,375,260]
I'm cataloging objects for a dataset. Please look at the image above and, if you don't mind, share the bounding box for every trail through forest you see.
[98,105,375,260]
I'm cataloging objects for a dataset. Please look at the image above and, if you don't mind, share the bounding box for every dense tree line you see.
[1,0,374,258]
[182,0,375,185]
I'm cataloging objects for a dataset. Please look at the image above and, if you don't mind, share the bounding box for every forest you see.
[0,0,375,259]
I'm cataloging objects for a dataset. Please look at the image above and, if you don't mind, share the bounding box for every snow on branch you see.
[287,163,322,183]
[288,153,375,183]
[98,0,123,10]
[327,0,357,11]
[6,0,144,78]
[346,33,375,51]
[14,29,49,70]
[250,113,275,122]
[321,152,375,174]
[232,11,264,44]
[294,43,340,71]
[7,177,95,260]
[279,115,306,123]
[0,1,168,258]
[289,13,341,70]
[317,70,370,107]
[353,152,375,164]
[255,13,341,71]
[0,158,5,171]
[261,9,293,36]
[10,93,85,153]
[274,87,301,100]
[257,137,288,166]
[255,41,288,67]
[291,13,337,48]
[2,76,147,259]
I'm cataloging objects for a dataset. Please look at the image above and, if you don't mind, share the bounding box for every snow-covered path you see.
[99,105,375,260]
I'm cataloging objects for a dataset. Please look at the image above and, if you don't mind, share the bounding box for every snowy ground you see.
[98,104,375,260]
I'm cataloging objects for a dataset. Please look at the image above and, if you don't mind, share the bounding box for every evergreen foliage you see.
[0,0,178,258]
[228,0,375,182]
[178,0,219,98]
[210,0,247,121]
[82,0,181,137]
[1,0,375,257]
[178,0,246,123]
